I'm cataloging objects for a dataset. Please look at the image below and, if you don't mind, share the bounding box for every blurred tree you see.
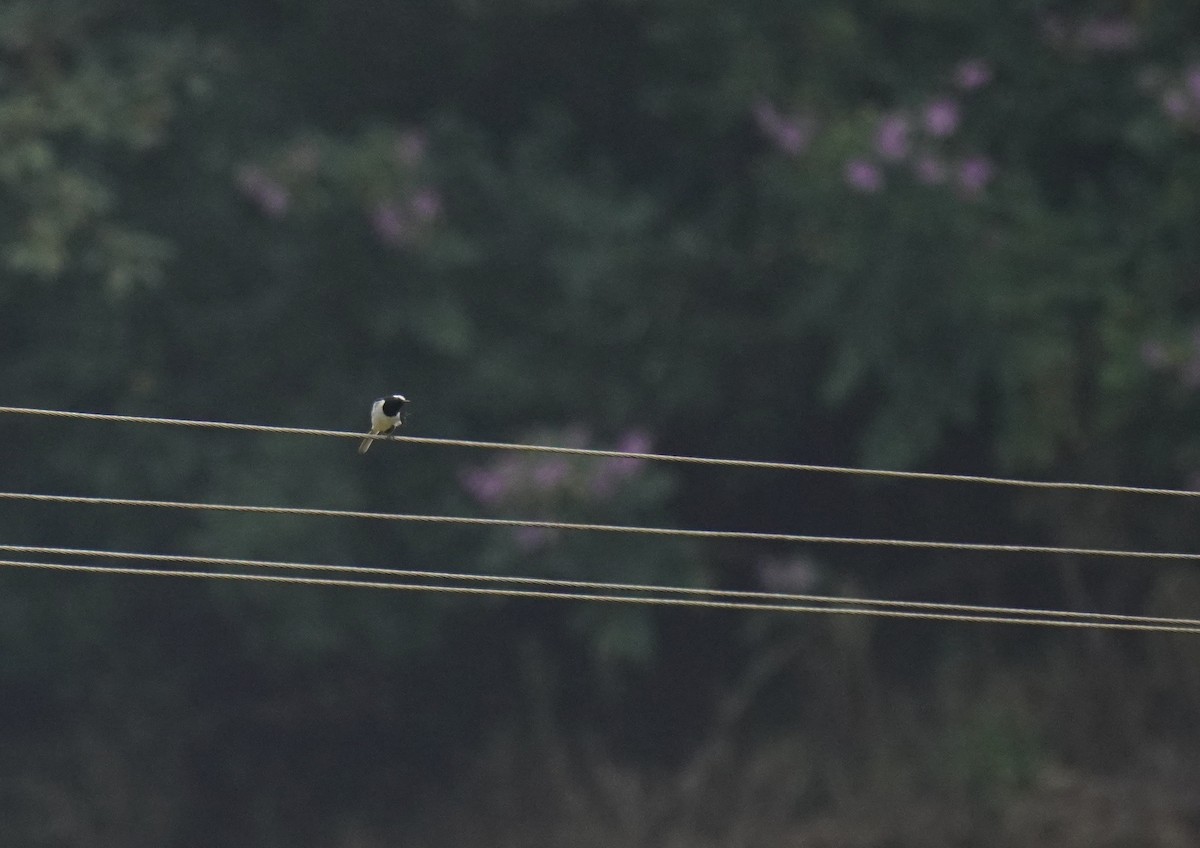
[4,0,1200,842]
[0,0,218,291]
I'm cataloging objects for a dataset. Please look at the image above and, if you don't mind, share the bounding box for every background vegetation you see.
[2,0,1200,844]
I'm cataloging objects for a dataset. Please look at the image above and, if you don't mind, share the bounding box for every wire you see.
[4,407,1196,631]
[2,405,1195,499]
[5,543,1196,628]
[3,557,1198,634]
[3,490,1200,563]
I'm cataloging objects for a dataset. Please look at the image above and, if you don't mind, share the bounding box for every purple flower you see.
[955,59,993,91]
[588,467,621,499]
[588,430,652,497]
[1163,89,1191,120]
[752,98,814,156]
[874,113,911,161]
[913,154,948,185]
[773,121,813,155]
[844,158,884,193]
[532,458,571,492]
[1139,340,1170,369]
[588,462,639,497]
[461,467,509,506]
[395,130,427,166]
[371,200,412,246]
[1186,66,1200,102]
[513,526,556,551]
[751,99,779,128]
[757,555,822,594]
[956,156,993,196]
[616,429,652,456]
[599,458,643,483]
[409,188,442,222]
[1076,17,1139,52]
[923,98,960,138]
[235,165,289,218]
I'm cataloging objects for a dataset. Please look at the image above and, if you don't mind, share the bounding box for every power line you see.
[4,408,1194,634]
[4,543,1195,628]
[2,405,1195,499]
[3,489,1200,563]
[3,557,1199,634]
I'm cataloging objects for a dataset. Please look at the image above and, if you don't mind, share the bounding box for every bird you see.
[358,394,408,454]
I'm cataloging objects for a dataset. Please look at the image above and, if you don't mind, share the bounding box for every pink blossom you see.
[1186,66,1200,102]
[616,429,653,456]
[757,555,822,594]
[371,200,412,246]
[774,121,813,155]
[1139,340,1169,369]
[1163,89,1191,120]
[588,430,652,497]
[588,461,638,498]
[513,526,556,551]
[1044,15,1139,52]
[752,99,815,156]
[874,113,911,161]
[913,154,947,185]
[235,165,289,218]
[588,467,621,499]
[1076,17,1139,52]
[923,98,960,138]
[844,158,884,193]
[955,59,993,91]
[461,467,508,506]
[956,156,993,196]
[409,188,442,222]
[395,130,427,166]
[603,457,643,481]
[532,458,571,491]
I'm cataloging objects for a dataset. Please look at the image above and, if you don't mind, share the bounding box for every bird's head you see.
[380,394,408,417]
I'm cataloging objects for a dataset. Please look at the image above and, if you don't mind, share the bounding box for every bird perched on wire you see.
[358,394,408,454]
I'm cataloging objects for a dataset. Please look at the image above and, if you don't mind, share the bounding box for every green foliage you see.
[738,27,1200,472]
[0,2,219,293]
[6,0,1200,840]
[942,698,1043,799]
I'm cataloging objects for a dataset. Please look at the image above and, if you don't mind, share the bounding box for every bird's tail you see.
[357,436,374,454]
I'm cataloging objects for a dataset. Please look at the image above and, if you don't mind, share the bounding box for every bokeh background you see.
[2,0,1200,844]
